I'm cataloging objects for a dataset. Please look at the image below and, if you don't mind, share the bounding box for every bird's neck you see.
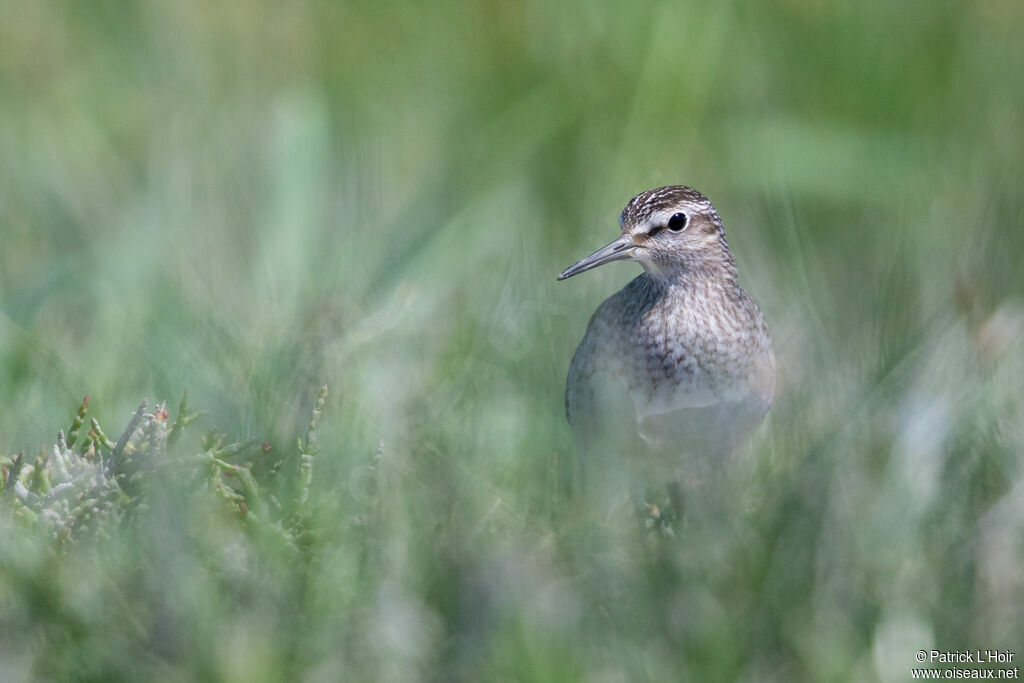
[640,248,739,292]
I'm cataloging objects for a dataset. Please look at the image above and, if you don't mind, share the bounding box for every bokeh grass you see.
[2,0,1024,680]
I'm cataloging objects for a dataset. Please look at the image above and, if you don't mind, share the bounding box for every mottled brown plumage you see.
[558,186,774,511]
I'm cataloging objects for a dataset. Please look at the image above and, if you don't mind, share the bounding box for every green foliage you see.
[1,389,332,681]
[2,389,321,548]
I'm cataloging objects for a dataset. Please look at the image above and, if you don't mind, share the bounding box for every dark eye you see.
[667,212,688,231]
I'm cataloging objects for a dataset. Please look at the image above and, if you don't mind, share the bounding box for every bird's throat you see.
[640,252,738,290]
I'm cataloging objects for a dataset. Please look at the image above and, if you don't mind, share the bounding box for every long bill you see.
[557,235,637,281]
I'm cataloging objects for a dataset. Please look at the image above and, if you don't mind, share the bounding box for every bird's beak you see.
[557,235,637,281]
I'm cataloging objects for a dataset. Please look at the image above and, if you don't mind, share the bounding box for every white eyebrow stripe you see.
[630,208,693,235]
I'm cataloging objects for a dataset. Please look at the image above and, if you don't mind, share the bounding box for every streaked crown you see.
[620,185,720,231]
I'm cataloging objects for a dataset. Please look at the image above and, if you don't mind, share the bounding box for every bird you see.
[557,185,774,524]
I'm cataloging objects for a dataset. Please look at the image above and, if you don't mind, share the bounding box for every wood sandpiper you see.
[558,185,775,523]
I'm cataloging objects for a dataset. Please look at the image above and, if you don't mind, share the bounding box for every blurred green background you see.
[2,0,1024,680]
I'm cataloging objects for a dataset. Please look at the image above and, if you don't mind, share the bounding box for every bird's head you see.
[557,185,736,282]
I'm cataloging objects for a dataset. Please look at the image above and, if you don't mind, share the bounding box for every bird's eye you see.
[667,212,688,231]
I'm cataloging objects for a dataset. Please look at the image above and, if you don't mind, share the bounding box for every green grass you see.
[2,0,1024,680]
